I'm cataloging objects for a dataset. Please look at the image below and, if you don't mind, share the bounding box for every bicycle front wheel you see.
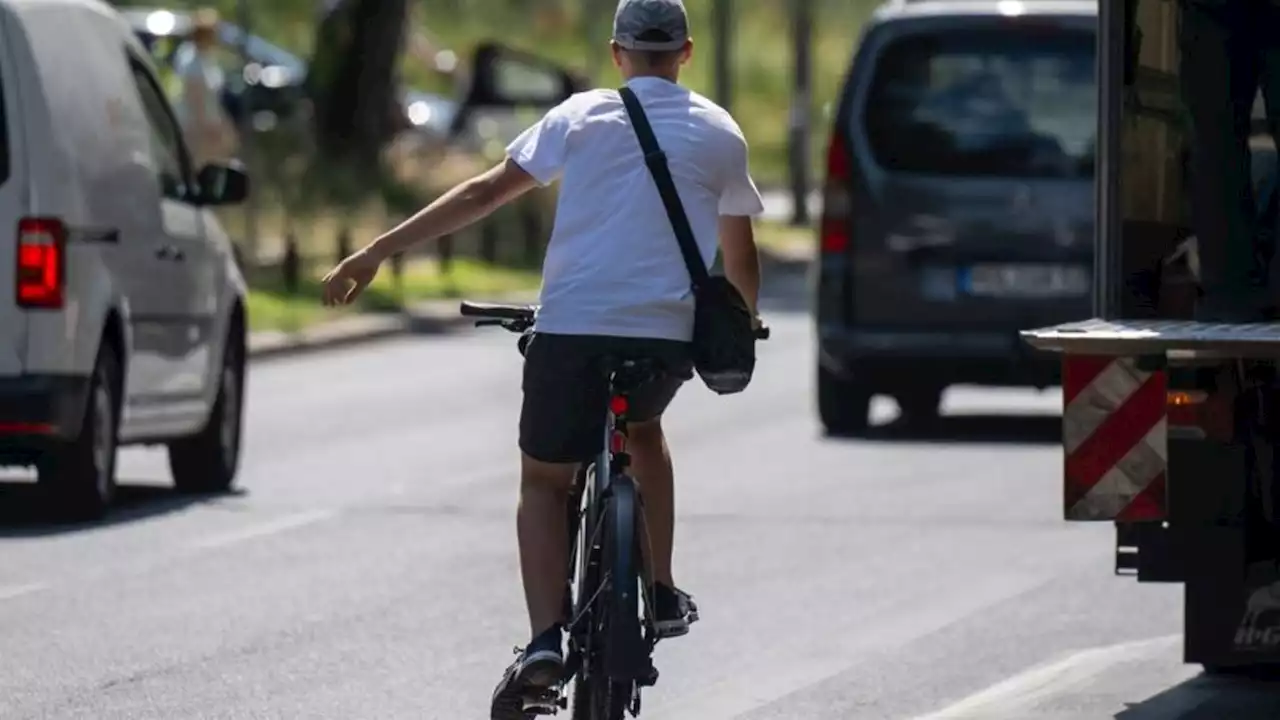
[572,475,645,720]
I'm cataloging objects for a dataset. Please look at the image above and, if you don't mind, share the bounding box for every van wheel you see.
[169,332,244,494]
[817,364,871,436]
[40,347,121,521]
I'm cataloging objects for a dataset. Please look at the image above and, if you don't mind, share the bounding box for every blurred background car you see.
[122,6,459,142]
[814,0,1097,435]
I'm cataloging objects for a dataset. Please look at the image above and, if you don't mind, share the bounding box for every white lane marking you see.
[913,634,1183,719]
[643,573,1050,720]
[0,582,48,602]
[188,509,338,551]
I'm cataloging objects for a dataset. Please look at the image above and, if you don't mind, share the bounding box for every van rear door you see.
[847,16,1096,329]
[0,10,28,377]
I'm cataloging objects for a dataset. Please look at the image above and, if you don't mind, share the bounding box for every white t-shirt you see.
[505,76,765,342]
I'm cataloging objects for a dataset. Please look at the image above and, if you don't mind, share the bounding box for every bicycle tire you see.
[563,464,592,628]
[572,475,644,720]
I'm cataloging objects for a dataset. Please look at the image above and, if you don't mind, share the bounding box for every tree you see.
[309,0,409,173]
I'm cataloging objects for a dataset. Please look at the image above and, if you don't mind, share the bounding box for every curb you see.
[248,316,408,361]
[246,294,537,362]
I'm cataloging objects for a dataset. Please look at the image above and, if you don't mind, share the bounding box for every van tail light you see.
[820,132,853,254]
[16,217,65,309]
[1167,389,1233,442]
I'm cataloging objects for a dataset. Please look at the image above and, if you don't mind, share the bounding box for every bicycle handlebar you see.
[460,301,536,333]
[460,301,536,321]
[459,300,771,339]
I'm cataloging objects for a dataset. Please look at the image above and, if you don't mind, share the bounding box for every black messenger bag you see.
[619,86,757,395]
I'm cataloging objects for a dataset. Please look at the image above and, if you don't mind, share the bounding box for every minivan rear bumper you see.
[0,375,89,462]
[817,325,1062,388]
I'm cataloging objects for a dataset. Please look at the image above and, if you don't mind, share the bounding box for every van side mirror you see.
[196,161,249,206]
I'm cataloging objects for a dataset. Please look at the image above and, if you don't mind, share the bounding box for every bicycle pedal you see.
[637,666,660,688]
[521,689,566,714]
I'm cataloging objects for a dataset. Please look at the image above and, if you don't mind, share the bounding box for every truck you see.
[1021,0,1280,672]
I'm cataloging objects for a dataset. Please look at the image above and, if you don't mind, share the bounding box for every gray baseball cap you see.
[612,0,690,52]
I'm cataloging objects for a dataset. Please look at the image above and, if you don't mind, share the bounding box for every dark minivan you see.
[815,0,1097,434]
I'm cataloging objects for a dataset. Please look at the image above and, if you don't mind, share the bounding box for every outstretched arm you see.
[323,98,574,306]
[322,160,537,306]
[364,159,538,262]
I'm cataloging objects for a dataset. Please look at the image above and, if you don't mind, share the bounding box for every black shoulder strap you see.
[618,86,711,289]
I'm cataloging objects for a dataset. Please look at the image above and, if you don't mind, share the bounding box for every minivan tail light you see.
[820,132,852,253]
[16,217,66,309]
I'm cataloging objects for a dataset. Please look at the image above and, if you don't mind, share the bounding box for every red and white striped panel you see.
[1062,355,1168,521]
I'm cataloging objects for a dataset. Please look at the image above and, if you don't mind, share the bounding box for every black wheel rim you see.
[218,356,242,474]
[91,365,116,502]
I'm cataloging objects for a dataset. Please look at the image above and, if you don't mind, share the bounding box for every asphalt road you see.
[2,272,1280,718]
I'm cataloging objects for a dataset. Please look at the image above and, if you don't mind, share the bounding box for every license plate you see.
[961,264,1090,298]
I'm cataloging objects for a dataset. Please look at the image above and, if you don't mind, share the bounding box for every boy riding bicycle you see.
[321,0,764,712]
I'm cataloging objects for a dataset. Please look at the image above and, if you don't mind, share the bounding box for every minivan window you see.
[863,27,1095,178]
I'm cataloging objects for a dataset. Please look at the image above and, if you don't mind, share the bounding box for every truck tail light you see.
[1167,389,1233,442]
[16,217,65,309]
[820,132,852,254]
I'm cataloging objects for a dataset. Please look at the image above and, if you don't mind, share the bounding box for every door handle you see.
[155,245,186,262]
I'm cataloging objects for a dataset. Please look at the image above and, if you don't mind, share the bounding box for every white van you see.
[0,0,249,519]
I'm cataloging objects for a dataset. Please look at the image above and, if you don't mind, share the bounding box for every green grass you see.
[245,256,540,332]
[115,0,883,185]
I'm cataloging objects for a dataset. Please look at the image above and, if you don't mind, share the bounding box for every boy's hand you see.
[321,248,383,306]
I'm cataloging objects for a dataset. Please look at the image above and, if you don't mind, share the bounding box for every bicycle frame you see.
[566,377,654,688]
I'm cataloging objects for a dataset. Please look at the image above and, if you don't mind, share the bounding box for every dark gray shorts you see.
[519,332,693,464]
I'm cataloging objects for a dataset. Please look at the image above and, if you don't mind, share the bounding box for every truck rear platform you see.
[1025,318,1280,670]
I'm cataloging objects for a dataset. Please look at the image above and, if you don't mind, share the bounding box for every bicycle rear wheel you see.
[572,475,645,720]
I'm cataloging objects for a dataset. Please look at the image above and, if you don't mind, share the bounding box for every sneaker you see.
[490,629,564,720]
[652,583,698,639]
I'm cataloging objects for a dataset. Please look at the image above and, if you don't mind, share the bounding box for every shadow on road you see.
[1116,668,1280,719]
[0,480,242,538]
[828,414,1062,446]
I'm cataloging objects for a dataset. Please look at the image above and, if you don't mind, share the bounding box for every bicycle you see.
[462,300,769,720]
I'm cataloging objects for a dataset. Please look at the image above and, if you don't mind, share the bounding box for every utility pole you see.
[788,0,813,226]
[711,0,732,111]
